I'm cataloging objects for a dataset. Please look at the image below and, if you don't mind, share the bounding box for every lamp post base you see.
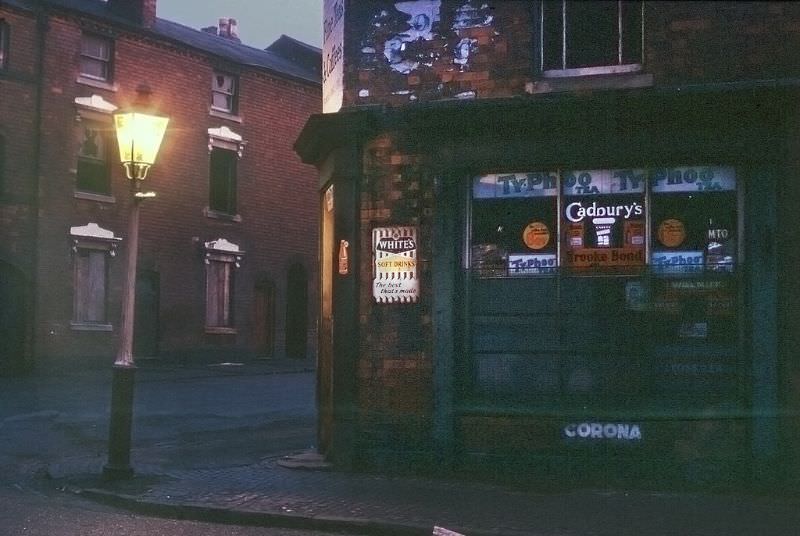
[103,364,137,480]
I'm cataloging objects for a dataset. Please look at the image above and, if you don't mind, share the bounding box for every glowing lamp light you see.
[113,111,169,180]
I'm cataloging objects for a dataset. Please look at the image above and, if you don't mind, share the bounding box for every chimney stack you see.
[108,0,157,28]
[217,18,241,42]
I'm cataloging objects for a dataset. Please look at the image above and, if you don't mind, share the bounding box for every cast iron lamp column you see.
[103,88,168,480]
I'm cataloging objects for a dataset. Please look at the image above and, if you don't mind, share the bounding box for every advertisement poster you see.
[562,191,646,270]
[373,226,419,303]
[323,0,344,113]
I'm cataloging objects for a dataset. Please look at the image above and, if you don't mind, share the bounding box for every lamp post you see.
[103,86,168,480]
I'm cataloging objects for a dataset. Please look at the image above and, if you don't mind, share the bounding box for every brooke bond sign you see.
[373,227,419,303]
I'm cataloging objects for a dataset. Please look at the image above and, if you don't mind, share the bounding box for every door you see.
[0,262,29,374]
[285,263,309,359]
[254,279,276,357]
[133,270,160,358]
[318,184,335,454]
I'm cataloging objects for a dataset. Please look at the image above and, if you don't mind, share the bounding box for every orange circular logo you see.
[523,221,550,250]
[657,219,686,247]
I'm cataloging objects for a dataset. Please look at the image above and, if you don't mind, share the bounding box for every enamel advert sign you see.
[373,226,419,304]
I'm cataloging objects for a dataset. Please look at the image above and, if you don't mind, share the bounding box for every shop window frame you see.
[464,166,744,414]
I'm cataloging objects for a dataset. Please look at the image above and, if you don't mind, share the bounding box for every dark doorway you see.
[0,262,30,374]
[134,270,160,358]
[254,278,276,357]
[285,263,308,359]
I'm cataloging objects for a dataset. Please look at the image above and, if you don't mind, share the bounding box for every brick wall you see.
[356,132,437,458]
[343,0,532,107]
[339,1,800,108]
[0,5,39,272]
[1,4,321,366]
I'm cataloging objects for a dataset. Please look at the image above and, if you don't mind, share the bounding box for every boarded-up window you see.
[206,258,234,328]
[209,148,237,214]
[74,248,107,323]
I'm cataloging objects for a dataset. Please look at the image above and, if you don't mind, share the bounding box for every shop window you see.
[470,166,737,276]
[76,121,111,194]
[204,238,244,333]
[211,72,238,114]
[209,148,237,215]
[540,0,642,75]
[70,223,120,331]
[472,172,558,276]
[468,166,741,410]
[0,20,9,71]
[79,33,113,82]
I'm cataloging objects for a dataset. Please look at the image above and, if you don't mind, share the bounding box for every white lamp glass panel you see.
[114,112,169,167]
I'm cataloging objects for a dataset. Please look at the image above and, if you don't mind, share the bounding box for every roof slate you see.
[4,0,321,85]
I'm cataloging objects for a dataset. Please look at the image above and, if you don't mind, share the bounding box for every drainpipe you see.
[30,0,48,371]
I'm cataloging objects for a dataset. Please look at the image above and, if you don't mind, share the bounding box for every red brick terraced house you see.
[0,0,321,373]
[297,0,800,490]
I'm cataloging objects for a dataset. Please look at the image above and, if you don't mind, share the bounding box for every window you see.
[0,20,9,71]
[471,166,737,276]
[204,239,244,333]
[540,0,642,75]
[211,72,238,113]
[76,122,110,194]
[209,147,237,214]
[0,135,5,197]
[70,223,120,330]
[468,167,740,410]
[80,33,113,82]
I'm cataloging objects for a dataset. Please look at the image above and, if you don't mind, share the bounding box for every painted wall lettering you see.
[563,422,643,441]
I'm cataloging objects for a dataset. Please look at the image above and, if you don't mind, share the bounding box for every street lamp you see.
[103,85,168,480]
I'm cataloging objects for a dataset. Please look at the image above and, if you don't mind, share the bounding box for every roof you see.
[4,0,320,85]
[265,35,322,78]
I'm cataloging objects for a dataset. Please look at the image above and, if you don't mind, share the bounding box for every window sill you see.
[205,327,237,335]
[75,191,116,203]
[76,76,118,92]
[204,207,242,222]
[71,321,113,332]
[527,72,654,95]
[209,108,243,123]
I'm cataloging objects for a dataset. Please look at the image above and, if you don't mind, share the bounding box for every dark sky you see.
[157,0,322,50]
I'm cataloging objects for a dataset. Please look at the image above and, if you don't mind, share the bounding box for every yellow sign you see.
[522,221,550,250]
[658,219,686,248]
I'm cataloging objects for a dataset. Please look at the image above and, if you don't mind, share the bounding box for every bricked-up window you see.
[0,20,9,71]
[204,239,243,333]
[211,72,238,113]
[80,33,113,82]
[76,122,110,194]
[541,0,642,74]
[209,148,237,214]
